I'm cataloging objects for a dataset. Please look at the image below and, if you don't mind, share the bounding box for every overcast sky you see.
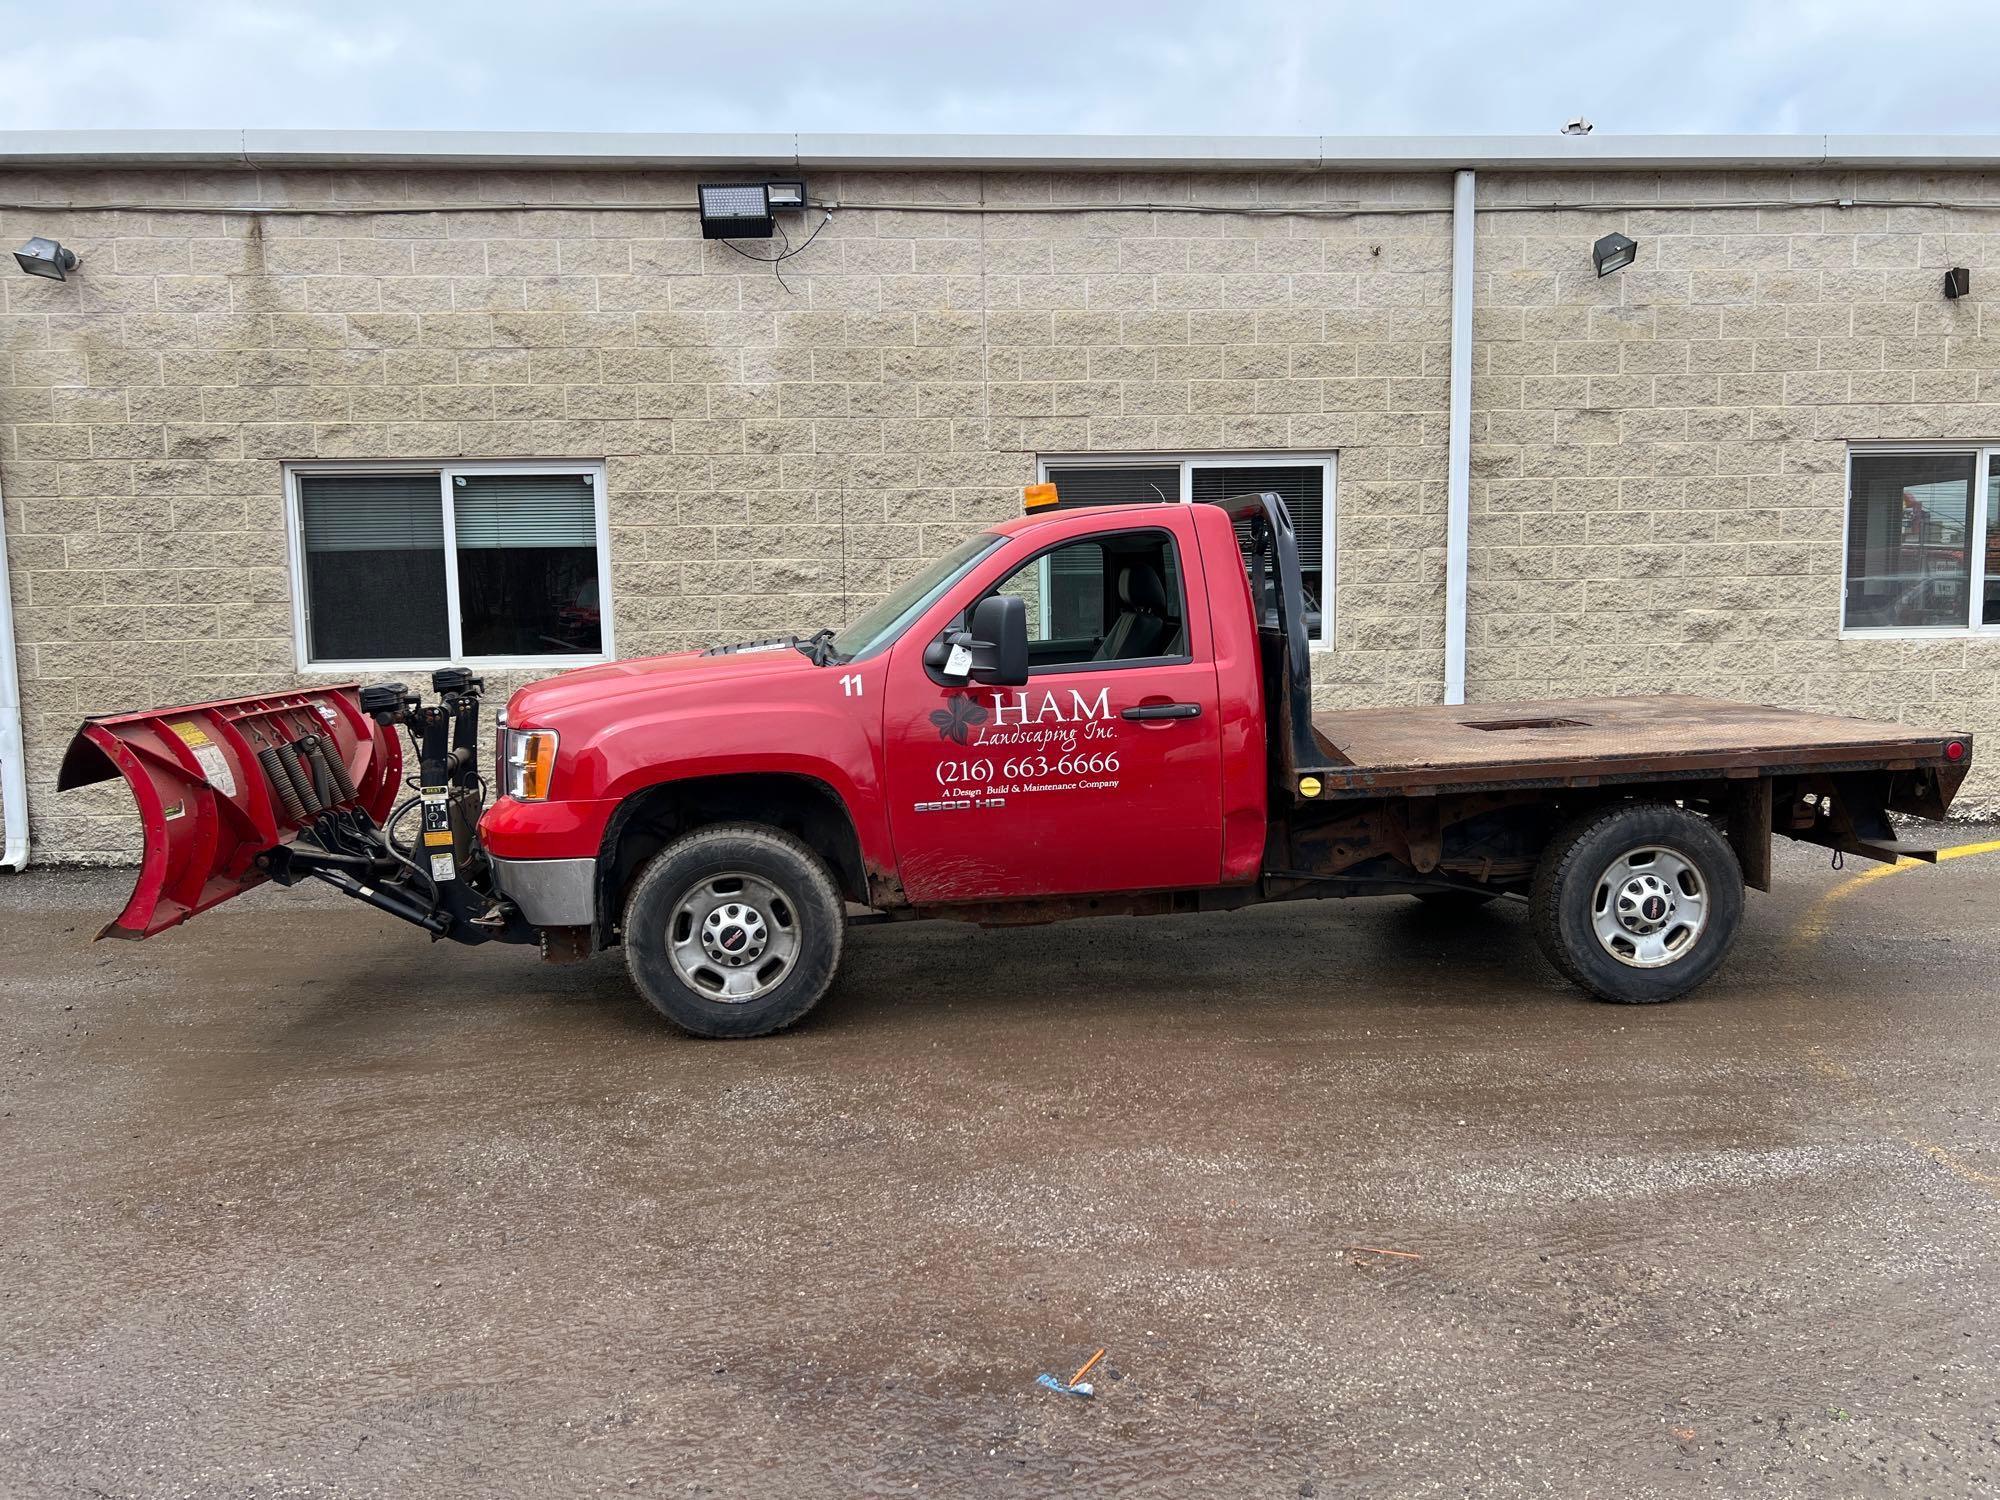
[1,0,1996,137]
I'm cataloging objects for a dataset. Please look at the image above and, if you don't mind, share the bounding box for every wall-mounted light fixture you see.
[13,236,78,280]
[697,180,810,240]
[1944,266,1971,299]
[1591,232,1638,278]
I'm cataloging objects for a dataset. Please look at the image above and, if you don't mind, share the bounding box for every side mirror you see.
[924,594,1029,686]
[967,594,1028,685]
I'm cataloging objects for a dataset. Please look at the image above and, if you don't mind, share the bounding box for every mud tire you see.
[1530,802,1744,1004]
[623,823,845,1038]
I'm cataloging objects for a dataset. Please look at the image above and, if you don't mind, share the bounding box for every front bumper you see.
[490,855,596,927]
[478,794,619,861]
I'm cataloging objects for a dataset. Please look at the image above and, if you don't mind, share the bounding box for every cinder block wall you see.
[0,165,1452,860]
[0,161,1993,862]
[1470,169,2000,766]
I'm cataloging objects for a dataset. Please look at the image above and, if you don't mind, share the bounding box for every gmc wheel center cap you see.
[701,904,768,965]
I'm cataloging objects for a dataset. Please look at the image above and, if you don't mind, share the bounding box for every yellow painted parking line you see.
[1788,844,2000,1201]
[1789,838,2000,951]
[1908,1138,2000,1192]
[1805,1048,2000,1201]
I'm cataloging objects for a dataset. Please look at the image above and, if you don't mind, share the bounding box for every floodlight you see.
[1592,232,1638,277]
[13,237,77,280]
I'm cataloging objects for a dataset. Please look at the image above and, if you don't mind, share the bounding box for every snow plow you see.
[58,671,531,946]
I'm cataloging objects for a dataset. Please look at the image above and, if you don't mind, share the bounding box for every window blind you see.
[1190,465,1325,570]
[299,473,445,553]
[454,473,598,550]
[1044,466,1182,508]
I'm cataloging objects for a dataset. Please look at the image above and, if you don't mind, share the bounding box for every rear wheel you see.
[623,823,845,1038]
[1530,803,1744,1004]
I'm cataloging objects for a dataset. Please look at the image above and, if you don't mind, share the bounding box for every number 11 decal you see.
[840,673,864,698]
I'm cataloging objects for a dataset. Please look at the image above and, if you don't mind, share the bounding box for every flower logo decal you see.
[930,692,988,745]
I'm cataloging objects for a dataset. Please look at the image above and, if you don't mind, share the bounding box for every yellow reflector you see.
[1298,775,1322,798]
[1023,482,1059,511]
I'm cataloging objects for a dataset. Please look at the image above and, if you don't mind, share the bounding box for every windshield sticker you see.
[927,687,1121,804]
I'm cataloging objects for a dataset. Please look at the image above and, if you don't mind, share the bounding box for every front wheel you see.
[623,823,845,1038]
[1530,803,1744,1004]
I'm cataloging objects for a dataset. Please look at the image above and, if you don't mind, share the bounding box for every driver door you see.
[883,510,1225,903]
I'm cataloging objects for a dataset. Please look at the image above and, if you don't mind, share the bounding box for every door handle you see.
[1121,702,1202,721]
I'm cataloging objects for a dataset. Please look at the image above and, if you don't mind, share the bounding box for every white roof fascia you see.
[0,130,1998,172]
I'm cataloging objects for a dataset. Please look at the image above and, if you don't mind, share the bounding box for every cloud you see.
[0,0,1996,135]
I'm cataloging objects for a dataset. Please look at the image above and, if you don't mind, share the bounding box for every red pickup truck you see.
[63,492,1973,1037]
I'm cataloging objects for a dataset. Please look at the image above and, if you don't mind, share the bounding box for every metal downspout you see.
[1444,166,1475,706]
[0,462,27,870]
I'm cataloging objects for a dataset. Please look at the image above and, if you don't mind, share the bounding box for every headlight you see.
[505,727,559,801]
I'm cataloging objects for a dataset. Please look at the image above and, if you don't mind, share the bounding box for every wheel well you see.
[595,773,868,945]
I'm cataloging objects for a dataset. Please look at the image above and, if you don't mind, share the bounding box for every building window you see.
[287,462,611,667]
[1844,448,1999,634]
[1037,454,1334,645]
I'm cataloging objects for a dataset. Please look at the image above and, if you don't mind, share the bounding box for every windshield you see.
[831,532,1005,662]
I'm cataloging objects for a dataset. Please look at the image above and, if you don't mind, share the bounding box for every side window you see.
[986,530,1187,669]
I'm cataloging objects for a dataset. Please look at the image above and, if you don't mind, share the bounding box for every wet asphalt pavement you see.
[3,835,1998,1499]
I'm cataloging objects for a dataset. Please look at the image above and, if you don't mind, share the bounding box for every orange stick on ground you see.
[1346,1245,1423,1261]
[1069,1348,1107,1386]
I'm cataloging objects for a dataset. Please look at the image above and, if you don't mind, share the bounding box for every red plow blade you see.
[57,686,402,939]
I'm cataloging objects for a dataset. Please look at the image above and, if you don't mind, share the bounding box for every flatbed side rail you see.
[1303,744,1972,799]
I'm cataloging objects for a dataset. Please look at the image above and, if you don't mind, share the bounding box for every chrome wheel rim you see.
[667,872,801,1003]
[1590,845,1708,969]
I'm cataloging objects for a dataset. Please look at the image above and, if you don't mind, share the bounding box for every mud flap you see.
[57,686,402,939]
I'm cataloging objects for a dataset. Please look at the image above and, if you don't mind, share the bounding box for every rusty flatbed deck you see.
[1305,694,1968,798]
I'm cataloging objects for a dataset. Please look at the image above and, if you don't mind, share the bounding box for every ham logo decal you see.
[929,692,989,745]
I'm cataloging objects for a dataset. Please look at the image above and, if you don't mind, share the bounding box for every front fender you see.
[578,698,894,878]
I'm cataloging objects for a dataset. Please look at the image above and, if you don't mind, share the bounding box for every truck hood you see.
[507,643,818,723]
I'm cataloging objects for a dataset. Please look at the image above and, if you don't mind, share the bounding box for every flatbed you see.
[1304,694,1964,798]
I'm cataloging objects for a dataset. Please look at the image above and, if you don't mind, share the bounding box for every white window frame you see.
[283,458,615,672]
[1034,451,1338,647]
[1840,443,1998,639]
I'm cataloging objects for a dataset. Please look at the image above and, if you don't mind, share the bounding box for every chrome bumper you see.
[490,855,595,927]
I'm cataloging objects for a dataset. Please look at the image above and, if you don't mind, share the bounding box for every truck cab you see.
[480,499,1271,934]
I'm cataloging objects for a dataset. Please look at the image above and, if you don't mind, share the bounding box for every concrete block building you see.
[2,130,1998,864]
